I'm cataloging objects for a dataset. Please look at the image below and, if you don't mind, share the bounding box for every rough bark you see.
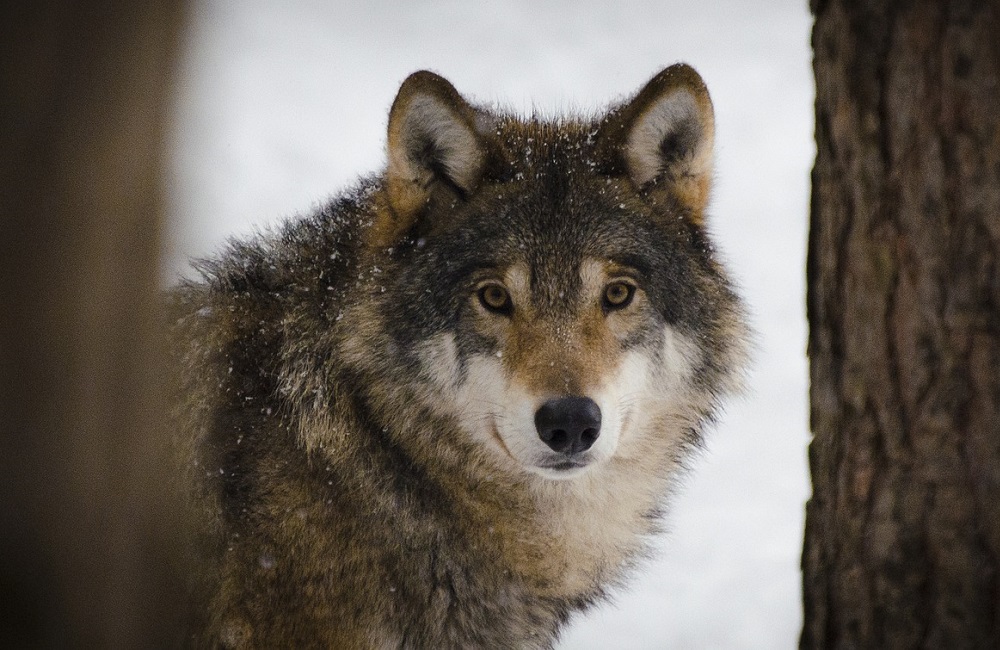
[803,0,1000,648]
[0,3,189,647]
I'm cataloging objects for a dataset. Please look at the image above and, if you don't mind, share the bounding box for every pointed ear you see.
[597,64,715,221]
[379,71,486,246]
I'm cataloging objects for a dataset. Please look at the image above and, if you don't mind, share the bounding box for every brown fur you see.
[170,64,747,648]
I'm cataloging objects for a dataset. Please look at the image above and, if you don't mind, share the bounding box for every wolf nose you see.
[534,397,602,454]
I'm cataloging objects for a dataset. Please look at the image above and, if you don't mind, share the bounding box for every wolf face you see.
[396,195,708,482]
[416,259,700,481]
[340,65,745,484]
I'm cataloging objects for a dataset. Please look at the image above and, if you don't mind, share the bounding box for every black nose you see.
[534,397,602,454]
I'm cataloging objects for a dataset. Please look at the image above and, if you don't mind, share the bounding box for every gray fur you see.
[170,64,749,648]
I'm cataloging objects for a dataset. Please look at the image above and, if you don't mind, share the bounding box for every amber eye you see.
[603,281,635,311]
[478,283,512,315]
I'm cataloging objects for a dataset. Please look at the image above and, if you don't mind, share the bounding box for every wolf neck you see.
[523,456,672,592]
[350,387,670,601]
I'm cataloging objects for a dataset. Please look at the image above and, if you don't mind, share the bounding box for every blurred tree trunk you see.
[803,0,1000,648]
[0,3,188,647]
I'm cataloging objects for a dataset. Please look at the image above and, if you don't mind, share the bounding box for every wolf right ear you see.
[378,71,487,247]
[597,64,715,223]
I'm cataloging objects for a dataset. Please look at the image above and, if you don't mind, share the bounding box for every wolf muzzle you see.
[533,396,601,455]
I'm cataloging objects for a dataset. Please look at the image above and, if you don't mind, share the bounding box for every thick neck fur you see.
[308,312,688,607]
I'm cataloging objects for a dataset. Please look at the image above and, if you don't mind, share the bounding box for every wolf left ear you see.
[597,64,715,222]
[378,71,487,247]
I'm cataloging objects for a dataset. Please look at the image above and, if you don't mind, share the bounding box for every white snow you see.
[167,1,814,647]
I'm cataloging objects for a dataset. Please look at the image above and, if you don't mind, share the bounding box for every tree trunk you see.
[0,3,189,647]
[803,0,1000,648]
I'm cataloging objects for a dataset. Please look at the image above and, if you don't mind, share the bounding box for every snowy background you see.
[167,1,814,647]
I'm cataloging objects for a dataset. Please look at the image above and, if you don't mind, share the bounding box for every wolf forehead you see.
[390,196,711,332]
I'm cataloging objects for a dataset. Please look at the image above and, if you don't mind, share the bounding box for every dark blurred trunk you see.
[803,0,1000,648]
[0,3,188,647]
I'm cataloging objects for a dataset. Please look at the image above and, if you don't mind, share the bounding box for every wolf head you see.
[337,65,747,483]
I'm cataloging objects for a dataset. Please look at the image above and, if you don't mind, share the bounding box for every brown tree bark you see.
[0,3,189,647]
[803,0,1000,648]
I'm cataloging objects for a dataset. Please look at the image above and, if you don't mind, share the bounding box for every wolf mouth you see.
[539,460,588,472]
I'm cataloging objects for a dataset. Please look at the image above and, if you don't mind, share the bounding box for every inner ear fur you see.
[597,63,716,223]
[379,70,486,247]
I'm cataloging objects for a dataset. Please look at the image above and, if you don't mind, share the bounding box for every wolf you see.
[170,63,749,648]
